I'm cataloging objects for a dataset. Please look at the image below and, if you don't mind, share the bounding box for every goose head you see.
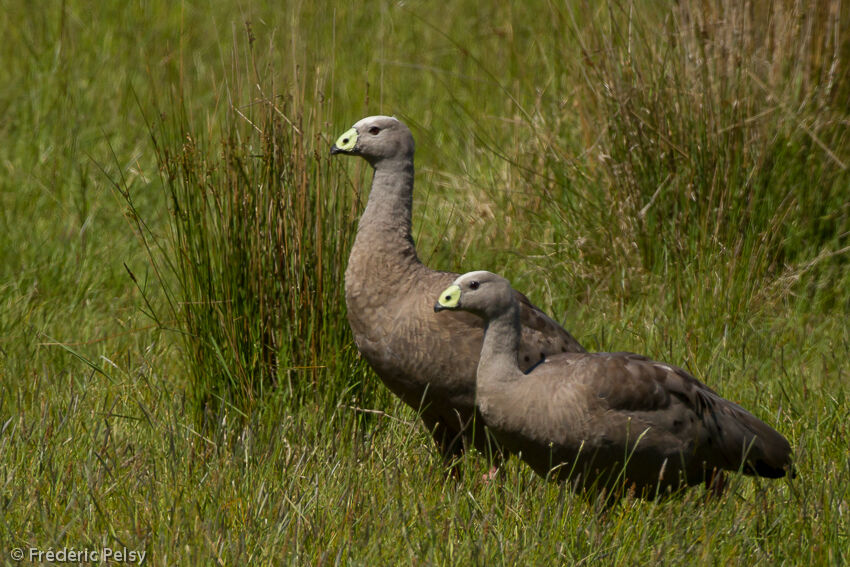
[434,271,515,319]
[331,115,415,169]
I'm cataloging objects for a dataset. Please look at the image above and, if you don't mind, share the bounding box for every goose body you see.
[331,116,585,464]
[435,271,794,495]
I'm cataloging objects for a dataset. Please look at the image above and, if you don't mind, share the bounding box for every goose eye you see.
[469,281,480,290]
[368,126,381,135]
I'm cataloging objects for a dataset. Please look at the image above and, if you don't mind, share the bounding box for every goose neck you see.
[353,164,418,260]
[478,304,524,384]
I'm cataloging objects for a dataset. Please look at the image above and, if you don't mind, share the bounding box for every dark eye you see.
[469,281,480,290]
[368,126,380,135]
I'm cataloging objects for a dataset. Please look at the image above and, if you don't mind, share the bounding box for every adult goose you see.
[435,271,794,496]
[331,116,585,467]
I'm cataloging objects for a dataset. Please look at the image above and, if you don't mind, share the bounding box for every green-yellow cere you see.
[438,285,461,308]
[334,127,358,152]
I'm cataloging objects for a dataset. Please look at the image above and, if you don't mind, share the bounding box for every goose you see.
[331,116,585,467]
[434,270,794,495]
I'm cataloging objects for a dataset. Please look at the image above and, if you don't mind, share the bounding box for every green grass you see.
[1,0,848,564]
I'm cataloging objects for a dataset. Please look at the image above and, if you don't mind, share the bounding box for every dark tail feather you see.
[713,397,794,478]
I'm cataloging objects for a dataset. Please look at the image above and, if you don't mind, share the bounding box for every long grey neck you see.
[478,303,525,385]
[353,162,419,263]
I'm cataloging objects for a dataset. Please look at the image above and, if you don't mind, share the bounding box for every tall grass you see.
[579,1,850,301]
[439,0,850,328]
[120,35,369,418]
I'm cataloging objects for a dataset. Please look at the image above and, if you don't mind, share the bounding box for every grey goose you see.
[435,271,794,496]
[331,116,585,467]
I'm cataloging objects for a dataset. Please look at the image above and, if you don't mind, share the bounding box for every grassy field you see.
[1,0,848,564]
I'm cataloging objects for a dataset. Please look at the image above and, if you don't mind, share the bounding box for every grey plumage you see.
[331,116,585,465]
[435,271,794,496]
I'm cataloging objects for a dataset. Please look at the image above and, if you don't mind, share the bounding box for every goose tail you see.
[711,396,794,478]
